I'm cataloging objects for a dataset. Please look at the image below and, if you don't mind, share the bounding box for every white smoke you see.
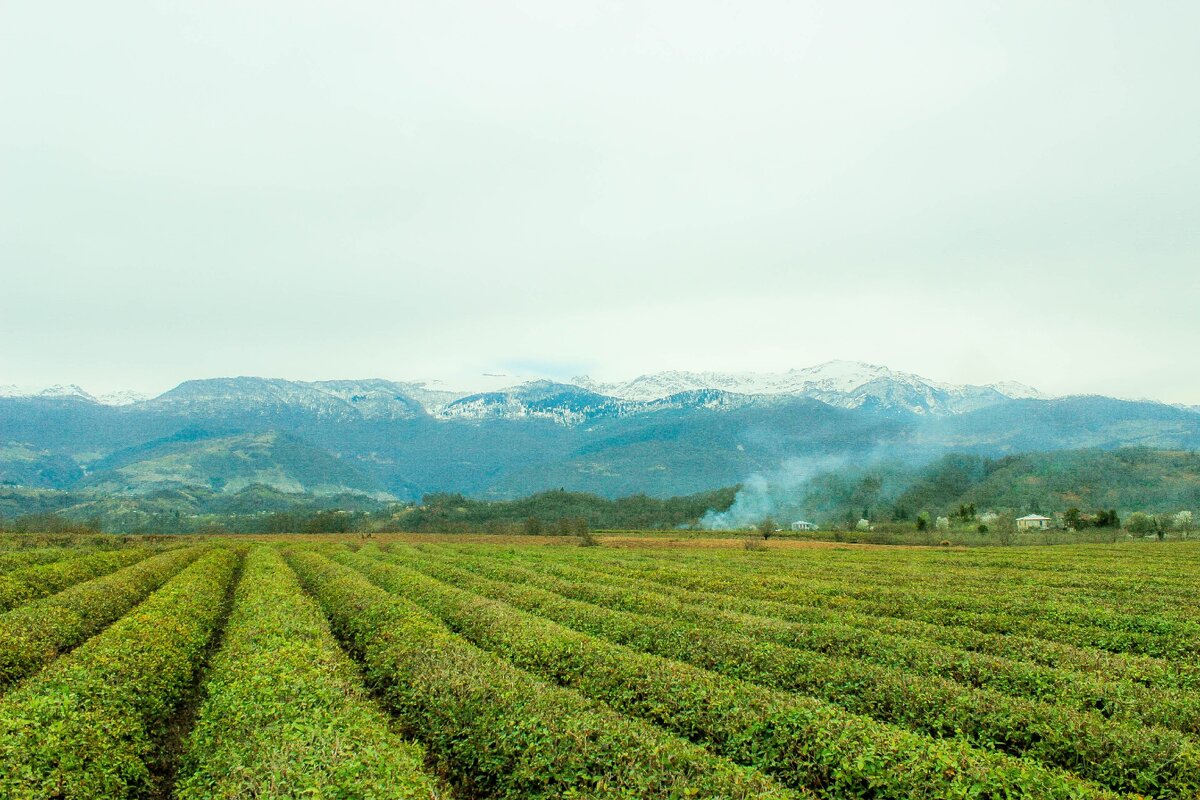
[700,454,854,530]
[700,474,774,530]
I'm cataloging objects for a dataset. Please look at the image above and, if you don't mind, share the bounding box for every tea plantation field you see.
[0,534,1198,799]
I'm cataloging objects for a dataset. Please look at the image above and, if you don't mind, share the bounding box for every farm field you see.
[0,535,1198,799]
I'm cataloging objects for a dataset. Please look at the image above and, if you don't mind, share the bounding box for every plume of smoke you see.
[700,474,773,530]
[701,454,856,530]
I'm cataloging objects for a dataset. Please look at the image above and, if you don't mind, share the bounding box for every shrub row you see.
[0,545,206,690]
[282,548,799,800]
[0,546,155,612]
[0,547,240,800]
[485,542,1196,620]
[429,547,1200,734]
[593,546,1194,613]
[387,548,1200,799]
[337,548,1119,800]
[499,546,1200,691]
[0,546,77,574]
[175,546,442,799]
[664,558,1200,658]
[562,551,1200,660]
[715,554,1200,621]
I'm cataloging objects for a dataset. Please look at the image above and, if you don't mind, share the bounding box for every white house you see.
[1016,514,1051,530]
[791,520,819,531]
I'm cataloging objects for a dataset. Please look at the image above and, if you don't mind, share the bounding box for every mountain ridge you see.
[3,363,1199,501]
[0,360,1056,418]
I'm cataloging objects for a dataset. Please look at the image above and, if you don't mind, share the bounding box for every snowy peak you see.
[576,361,903,401]
[0,383,98,402]
[0,384,148,405]
[579,361,1037,399]
[984,381,1046,400]
[310,380,461,414]
[96,390,150,406]
[2,363,1055,422]
[437,380,631,425]
[148,377,444,420]
[575,361,1047,416]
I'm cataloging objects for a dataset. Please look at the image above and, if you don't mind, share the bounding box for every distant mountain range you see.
[2,361,1047,418]
[2,361,1198,500]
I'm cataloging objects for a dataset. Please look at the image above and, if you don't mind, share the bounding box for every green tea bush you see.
[0,545,205,689]
[0,548,239,799]
[283,549,798,800]
[388,549,1200,798]
[507,546,1200,691]
[0,547,154,612]
[434,548,1200,735]
[175,546,442,799]
[0,546,76,574]
[570,551,1200,660]
[339,548,1120,800]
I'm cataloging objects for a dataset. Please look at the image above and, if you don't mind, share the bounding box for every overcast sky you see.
[2,1,1197,402]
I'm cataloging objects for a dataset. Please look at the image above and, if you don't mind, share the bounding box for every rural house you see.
[1016,514,1051,530]
[791,520,819,531]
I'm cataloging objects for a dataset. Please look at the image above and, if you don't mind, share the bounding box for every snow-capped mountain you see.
[574,361,1046,415]
[1,384,144,405]
[0,363,1052,420]
[3,367,1198,501]
[437,381,635,425]
[0,383,99,402]
[139,377,466,420]
[95,390,151,406]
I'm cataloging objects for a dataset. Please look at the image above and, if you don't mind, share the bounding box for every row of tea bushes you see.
[0,545,205,689]
[339,548,1119,800]
[283,548,800,800]
[0,546,155,612]
[0,546,78,575]
[434,547,1200,735]
[175,546,443,800]
[392,548,1200,799]
[475,544,1200,692]
[540,550,1200,660]
[0,548,239,800]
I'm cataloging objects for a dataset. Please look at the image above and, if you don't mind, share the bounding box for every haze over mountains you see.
[2,361,1199,501]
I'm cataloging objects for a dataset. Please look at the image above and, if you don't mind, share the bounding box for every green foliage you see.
[1126,511,1157,535]
[283,549,795,800]
[0,546,204,689]
[896,449,1200,518]
[2,533,1199,798]
[423,548,1200,733]
[386,548,1197,798]
[175,547,441,799]
[0,548,239,799]
[341,548,1120,799]
[0,546,154,612]
[392,486,739,533]
[0,545,79,574]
